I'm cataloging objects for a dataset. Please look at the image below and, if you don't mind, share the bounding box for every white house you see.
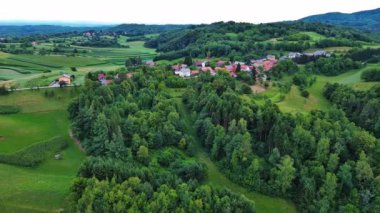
[175,68,191,77]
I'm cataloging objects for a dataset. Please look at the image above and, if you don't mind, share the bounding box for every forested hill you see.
[0,25,102,37]
[300,8,380,33]
[107,24,189,36]
[146,21,373,61]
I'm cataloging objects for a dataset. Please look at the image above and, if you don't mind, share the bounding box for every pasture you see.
[0,88,85,212]
[276,63,380,113]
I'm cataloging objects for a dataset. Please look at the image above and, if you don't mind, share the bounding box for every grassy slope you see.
[0,88,85,212]
[170,91,297,213]
[277,63,380,113]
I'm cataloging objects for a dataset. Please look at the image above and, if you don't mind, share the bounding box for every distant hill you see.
[146,21,372,61]
[107,24,189,36]
[300,8,380,33]
[0,25,104,37]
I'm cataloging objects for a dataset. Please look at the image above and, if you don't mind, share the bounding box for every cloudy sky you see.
[0,0,379,24]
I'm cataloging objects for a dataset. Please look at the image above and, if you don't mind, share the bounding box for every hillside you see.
[146,21,373,61]
[300,8,380,33]
[107,24,189,35]
[0,25,103,37]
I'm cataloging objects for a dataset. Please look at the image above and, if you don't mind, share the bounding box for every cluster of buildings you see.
[172,55,278,79]
[280,50,330,60]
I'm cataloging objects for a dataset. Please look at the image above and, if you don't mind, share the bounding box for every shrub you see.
[301,90,310,98]
[361,68,380,82]
[0,86,9,95]
[0,137,68,167]
[0,105,21,114]
[71,67,77,72]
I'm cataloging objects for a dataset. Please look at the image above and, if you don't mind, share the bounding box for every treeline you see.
[305,56,362,76]
[73,36,128,48]
[67,68,255,212]
[346,48,380,63]
[361,68,380,81]
[316,38,362,48]
[183,72,380,212]
[324,83,380,137]
[146,21,371,61]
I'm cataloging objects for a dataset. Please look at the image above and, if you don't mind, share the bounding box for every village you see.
[52,49,330,87]
[171,50,329,81]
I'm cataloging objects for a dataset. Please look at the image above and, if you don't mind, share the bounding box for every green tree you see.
[272,155,296,194]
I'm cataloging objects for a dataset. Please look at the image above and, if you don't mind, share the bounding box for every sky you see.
[0,0,379,25]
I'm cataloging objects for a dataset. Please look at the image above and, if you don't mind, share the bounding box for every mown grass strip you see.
[0,105,21,114]
[0,137,68,167]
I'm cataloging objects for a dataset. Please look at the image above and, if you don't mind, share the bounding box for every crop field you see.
[0,88,84,211]
[1,39,156,87]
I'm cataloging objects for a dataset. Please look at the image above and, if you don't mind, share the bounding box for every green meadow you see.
[276,63,380,113]
[0,88,85,212]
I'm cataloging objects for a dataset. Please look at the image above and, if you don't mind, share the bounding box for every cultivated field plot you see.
[0,40,156,87]
[0,88,85,212]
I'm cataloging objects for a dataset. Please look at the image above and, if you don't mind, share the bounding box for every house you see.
[31,41,38,46]
[145,61,155,67]
[240,64,251,72]
[98,73,106,81]
[314,50,327,57]
[267,55,276,61]
[175,67,191,77]
[288,52,302,59]
[172,64,188,71]
[191,70,200,76]
[216,60,225,67]
[59,74,71,85]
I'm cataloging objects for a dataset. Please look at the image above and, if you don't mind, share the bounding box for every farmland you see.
[0,88,85,212]
[0,39,156,88]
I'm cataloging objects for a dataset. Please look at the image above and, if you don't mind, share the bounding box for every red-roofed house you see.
[98,73,106,80]
[216,60,225,67]
[191,70,200,76]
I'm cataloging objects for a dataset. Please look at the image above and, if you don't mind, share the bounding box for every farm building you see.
[59,74,71,85]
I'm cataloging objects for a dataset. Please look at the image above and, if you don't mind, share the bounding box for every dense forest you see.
[182,72,379,212]
[146,21,372,61]
[67,69,255,212]
[300,8,380,33]
[324,84,380,137]
[108,24,189,36]
[67,67,380,212]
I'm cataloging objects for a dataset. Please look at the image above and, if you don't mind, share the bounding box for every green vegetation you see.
[0,137,68,167]
[0,88,85,211]
[147,21,372,61]
[68,69,257,212]
[184,72,379,212]
[0,105,20,114]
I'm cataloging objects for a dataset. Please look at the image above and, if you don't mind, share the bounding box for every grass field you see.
[174,95,297,213]
[0,39,156,87]
[276,63,380,113]
[0,88,85,212]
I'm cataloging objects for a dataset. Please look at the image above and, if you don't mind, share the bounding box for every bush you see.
[361,68,380,82]
[71,67,77,72]
[301,90,310,98]
[0,105,21,114]
[0,86,9,95]
[0,137,68,167]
